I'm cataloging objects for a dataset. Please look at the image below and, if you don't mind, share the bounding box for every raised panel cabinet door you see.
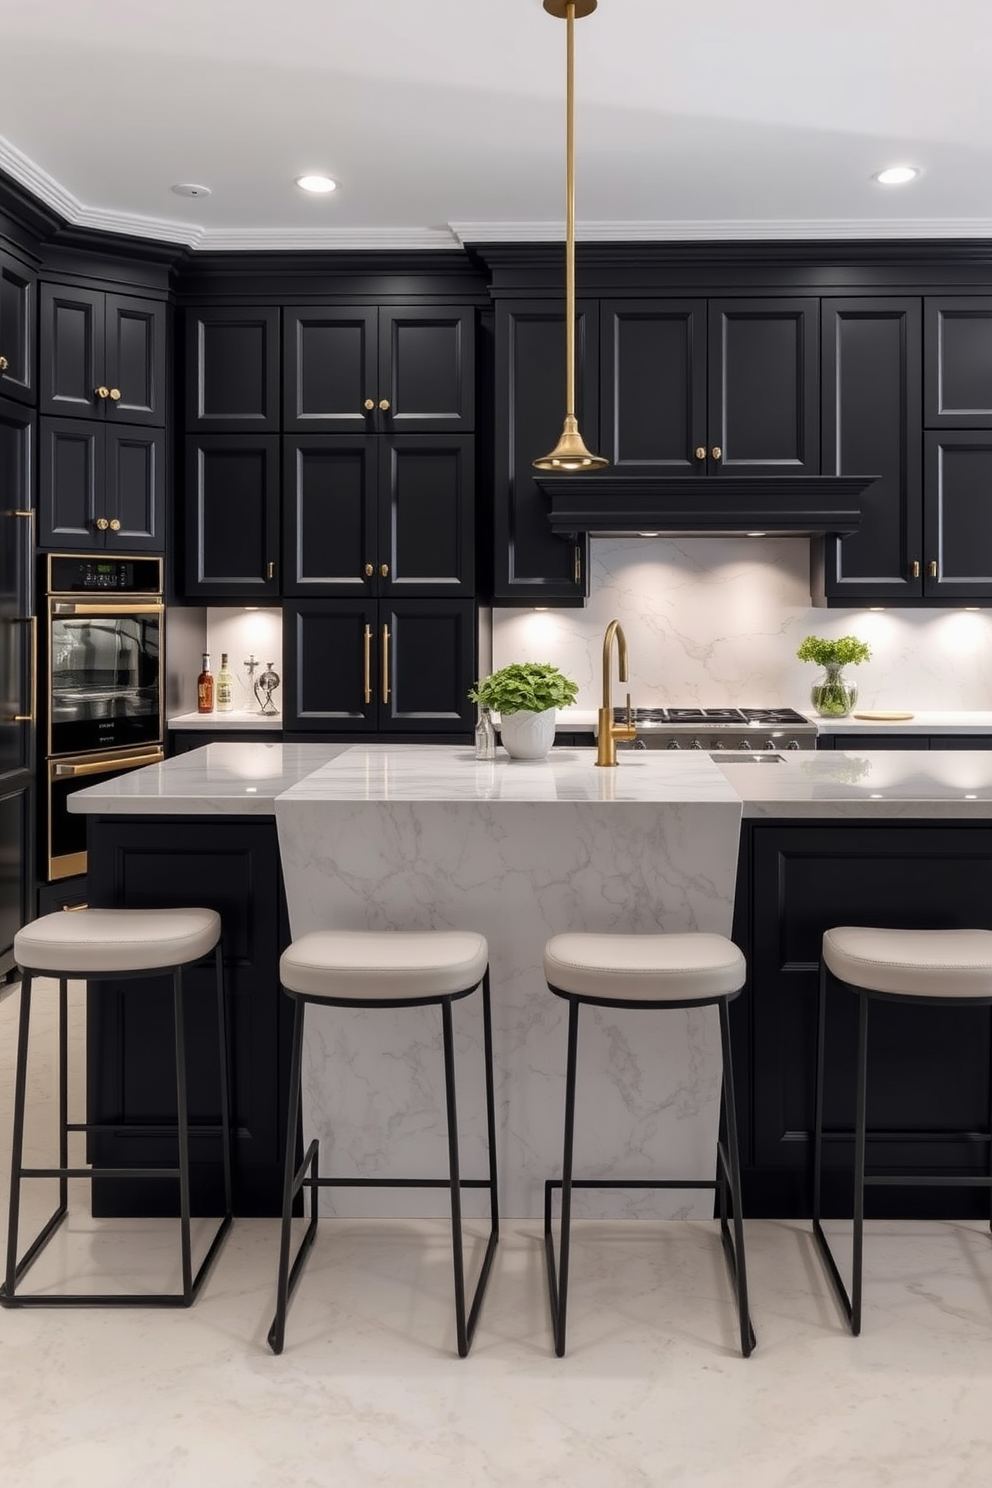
[0,246,36,405]
[0,784,33,981]
[106,426,165,552]
[600,299,707,471]
[39,284,105,419]
[104,294,167,425]
[379,598,476,733]
[924,430,992,599]
[281,435,377,595]
[38,417,102,549]
[283,598,377,731]
[379,306,475,432]
[708,298,819,475]
[924,298,992,428]
[493,300,597,604]
[0,403,35,788]
[184,435,280,598]
[282,307,377,432]
[184,307,281,430]
[379,434,474,596]
[819,299,923,603]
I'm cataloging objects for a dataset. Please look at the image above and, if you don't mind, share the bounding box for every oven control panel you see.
[47,556,163,595]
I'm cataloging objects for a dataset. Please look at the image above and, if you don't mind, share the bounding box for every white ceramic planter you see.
[499,708,556,760]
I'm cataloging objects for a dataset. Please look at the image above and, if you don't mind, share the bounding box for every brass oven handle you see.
[54,749,164,778]
[52,601,164,615]
[363,624,372,704]
[13,615,37,723]
[381,624,390,704]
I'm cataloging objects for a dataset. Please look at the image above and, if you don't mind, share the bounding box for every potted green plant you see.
[468,662,579,759]
[796,634,872,717]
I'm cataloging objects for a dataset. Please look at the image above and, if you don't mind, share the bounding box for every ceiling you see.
[1,0,991,251]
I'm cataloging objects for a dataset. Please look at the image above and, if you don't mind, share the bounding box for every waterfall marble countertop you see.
[67,740,992,818]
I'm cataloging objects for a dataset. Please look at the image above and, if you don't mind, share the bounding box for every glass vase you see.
[810,664,857,718]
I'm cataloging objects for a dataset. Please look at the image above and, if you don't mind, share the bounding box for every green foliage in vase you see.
[468,662,579,714]
[796,634,871,667]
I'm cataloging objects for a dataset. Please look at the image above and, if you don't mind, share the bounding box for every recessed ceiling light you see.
[296,174,337,194]
[873,165,919,186]
[171,183,211,198]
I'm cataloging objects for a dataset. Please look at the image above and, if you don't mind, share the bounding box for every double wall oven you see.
[43,555,164,881]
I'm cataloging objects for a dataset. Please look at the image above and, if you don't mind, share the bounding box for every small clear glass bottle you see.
[474,706,496,761]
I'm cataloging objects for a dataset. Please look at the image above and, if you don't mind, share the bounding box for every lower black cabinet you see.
[285,597,476,735]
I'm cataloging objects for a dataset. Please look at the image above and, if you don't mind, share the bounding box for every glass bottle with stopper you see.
[254,661,280,715]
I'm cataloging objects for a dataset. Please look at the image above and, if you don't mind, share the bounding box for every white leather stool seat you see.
[14,907,221,974]
[544,932,746,1002]
[280,929,489,1001]
[823,925,992,998]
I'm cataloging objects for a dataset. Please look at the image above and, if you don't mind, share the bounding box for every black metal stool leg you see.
[544,998,580,1357]
[268,995,317,1354]
[717,997,755,1357]
[441,996,469,1357]
[481,967,500,1241]
[4,972,33,1299]
[850,989,870,1336]
[58,979,69,1213]
[172,966,193,1304]
[812,958,828,1229]
[214,943,234,1219]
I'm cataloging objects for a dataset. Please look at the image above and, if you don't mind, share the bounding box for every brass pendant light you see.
[534,0,609,471]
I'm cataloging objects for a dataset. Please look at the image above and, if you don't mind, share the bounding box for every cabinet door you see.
[106,426,165,552]
[282,307,377,432]
[924,431,992,599]
[820,299,923,602]
[379,598,476,733]
[494,300,597,604]
[379,434,474,596]
[0,782,33,981]
[379,307,475,432]
[826,733,929,750]
[284,598,377,731]
[39,284,104,419]
[708,299,819,475]
[185,307,280,431]
[184,435,280,598]
[924,298,992,428]
[38,417,102,549]
[0,245,36,405]
[600,299,706,471]
[282,435,376,595]
[105,294,166,425]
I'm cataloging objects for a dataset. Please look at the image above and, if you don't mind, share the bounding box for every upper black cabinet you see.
[40,285,166,425]
[38,418,165,553]
[924,298,992,428]
[184,434,280,598]
[184,307,281,431]
[600,297,819,477]
[923,431,992,599]
[0,246,36,406]
[283,306,474,433]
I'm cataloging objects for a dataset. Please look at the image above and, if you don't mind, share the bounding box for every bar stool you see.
[2,908,233,1308]
[542,931,754,1358]
[267,928,499,1358]
[812,925,992,1336]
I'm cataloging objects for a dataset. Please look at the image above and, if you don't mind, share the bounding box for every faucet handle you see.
[625,691,632,728]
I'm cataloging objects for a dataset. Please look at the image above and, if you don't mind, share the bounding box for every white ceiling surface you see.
[0,0,990,250]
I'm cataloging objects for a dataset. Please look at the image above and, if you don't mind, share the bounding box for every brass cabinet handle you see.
[109,518,121,532]
[267,561,275,580]
[363,624,372,703]
[109,387,121,401]
[363,398,375,411]
[95,517,110,530]
[380,562,389,578]
[912,559,921,579]
[95,385,110,400]
[381,623,390,703]
[929,559,938,578]
[694,446,706,460]
[711,446,722,460]
[574,546,582,583]
[0,354,9,372]
[378,399,391,412]
[13,615,36,723]
[364,562,374,577]
[61,901,89,912]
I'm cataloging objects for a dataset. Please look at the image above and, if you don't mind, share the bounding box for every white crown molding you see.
[451,218,992,244]
[196,227,461,251]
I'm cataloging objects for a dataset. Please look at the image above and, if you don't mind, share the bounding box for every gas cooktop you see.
[614,707,810,726]
[610,705,817,751]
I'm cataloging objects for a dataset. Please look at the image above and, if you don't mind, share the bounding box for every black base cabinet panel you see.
[818,734,992,750]
[86,815,293,1216]
[738,821,992,1218]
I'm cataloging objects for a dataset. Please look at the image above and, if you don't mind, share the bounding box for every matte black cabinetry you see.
[184,306,281,431]
[924,298,992,427]
[40,284,166,425]
[38,417,165,552]
[0,399,35,978]
[283,305,474,433]
[183,434,280,599]
[818,733,992,750]
[285,596,475,734]
[0,245,36,405]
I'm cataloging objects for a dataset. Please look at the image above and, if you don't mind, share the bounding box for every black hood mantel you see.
[535,473,876,539]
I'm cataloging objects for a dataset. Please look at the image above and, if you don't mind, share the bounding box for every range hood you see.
[536,473,876,539]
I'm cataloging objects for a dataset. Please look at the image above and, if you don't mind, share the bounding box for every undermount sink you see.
[712,752,785,763]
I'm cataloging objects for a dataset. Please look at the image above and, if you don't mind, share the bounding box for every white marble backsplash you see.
[493,538,992,711]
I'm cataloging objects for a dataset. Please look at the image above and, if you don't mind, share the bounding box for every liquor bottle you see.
[216,653,234,713]
[474,706,496,761]
[197,653,214,714]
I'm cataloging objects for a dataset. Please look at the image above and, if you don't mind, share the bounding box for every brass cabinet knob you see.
[95,517,110,531]
[364,562,374,577]
[95,385,110,400]
[694,446,706,460]
[378,399,391,412]
[363,398,375,411]
[711,446,722,460]
[0,354,8,372]
[380,563,389,578]
[109,518,121,532]
[109,387,121,401]
[912,559,921,579]
[929,559,938,578]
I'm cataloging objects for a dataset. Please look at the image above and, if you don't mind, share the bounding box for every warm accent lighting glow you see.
[873,166,919,186]
[296,174,337,194]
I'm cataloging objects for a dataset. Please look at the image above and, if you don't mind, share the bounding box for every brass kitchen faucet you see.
[596,619,636,767]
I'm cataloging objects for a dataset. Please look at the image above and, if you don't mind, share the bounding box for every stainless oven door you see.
[49,598,163,757]
[46,746,165,881]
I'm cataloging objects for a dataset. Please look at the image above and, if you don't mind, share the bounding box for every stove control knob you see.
[712,740,726,750]
[666,740,682,750]
[738,739,752,750]
[763,739,776,751]
[690,738,703,750]
[787,738,801,750]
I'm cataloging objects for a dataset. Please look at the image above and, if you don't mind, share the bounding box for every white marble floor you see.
[2,979,992,1488]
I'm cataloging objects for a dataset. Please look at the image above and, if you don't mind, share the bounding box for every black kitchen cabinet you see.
[0,244,36,406]
[184,306,281,432]
[40,284,166,425]
[924,298,992,428]
[282,433,474,598]
[285,596,475,735]
[601,297,819,477]
[820,734,992,750]
[183,434,280,599]
[283,305,475,433]
[38,416,165,552]
[493,300,596,605]
[0,398,35,979]
[923,431,992,599]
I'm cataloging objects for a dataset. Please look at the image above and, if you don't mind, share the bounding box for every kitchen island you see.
[71,743,992,1219]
